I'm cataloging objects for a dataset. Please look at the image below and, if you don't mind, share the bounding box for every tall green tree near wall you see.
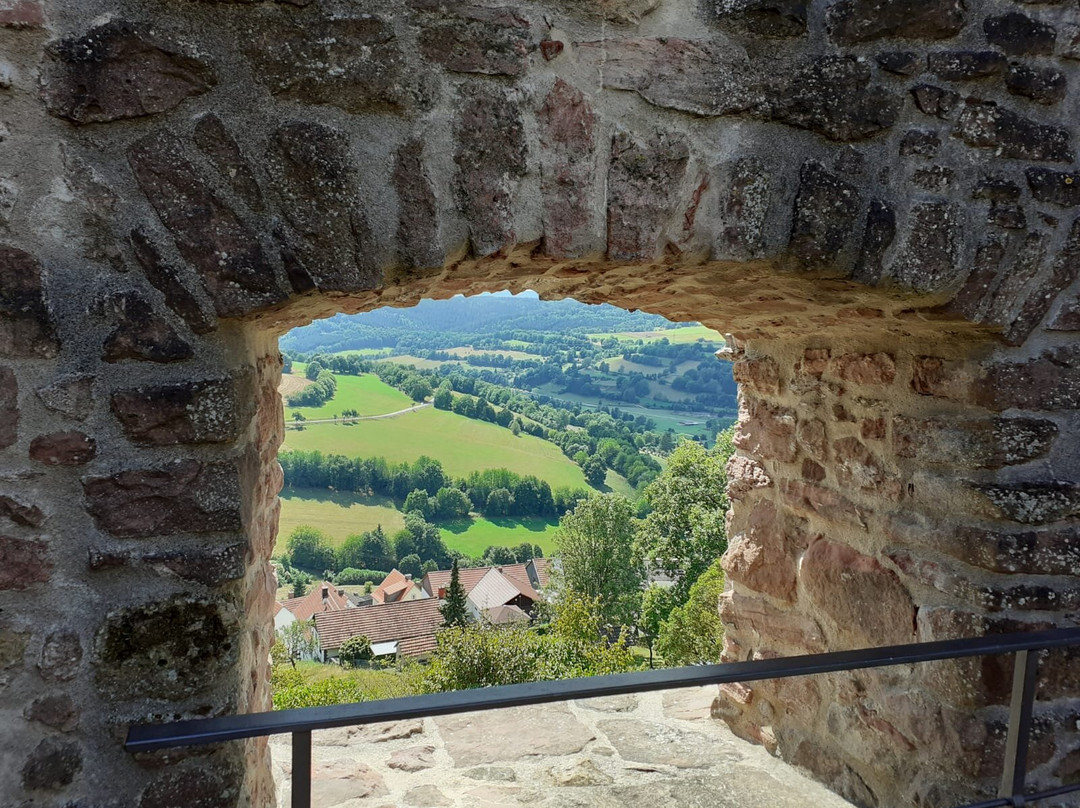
[440,559,470,628]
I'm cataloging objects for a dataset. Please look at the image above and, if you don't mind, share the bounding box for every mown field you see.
[283,372,414,419]
[282,406,589,488]
[276,489,560,556]
[588,325,724,344]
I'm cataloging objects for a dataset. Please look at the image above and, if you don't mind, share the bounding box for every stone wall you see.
[0,0,1077,806]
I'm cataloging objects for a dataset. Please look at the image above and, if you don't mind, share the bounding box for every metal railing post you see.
[998,649,1040,806]
[292,730,312,808]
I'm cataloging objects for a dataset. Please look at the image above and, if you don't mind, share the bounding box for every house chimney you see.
[321,585,329,600]
[405,573,412,581]
[438,587,446,599]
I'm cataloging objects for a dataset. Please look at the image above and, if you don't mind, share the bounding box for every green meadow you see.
[283,372,414,419]
[587,325,724,344]
[282,406,589,489]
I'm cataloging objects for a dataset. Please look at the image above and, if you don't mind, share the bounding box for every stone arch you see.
[1,0,1078,806]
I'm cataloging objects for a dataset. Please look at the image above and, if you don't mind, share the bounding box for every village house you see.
[314,598,445,662]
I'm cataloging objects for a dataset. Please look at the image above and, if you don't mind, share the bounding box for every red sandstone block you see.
[0,0,44,28]
[28,431,96,465]
[832,352,896,385]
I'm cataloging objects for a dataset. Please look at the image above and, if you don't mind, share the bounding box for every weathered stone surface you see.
[732,357,780,396]
[42,21,214,124]
[0,246,58,358]
[717,157,771,260]
[0,535,51,589]
[895,416,1057,469]
[454,87,527,256]
[139,763,241,808]
[911,84,960,118]
[540,40,564,60]
[437,704,594,766]
[720,590,826,653]
[579,38,755,119]
[832,352,895,385]
[954,100,1073,162]
[877,51,921,75]
[95,595,238,700]
[101,292,192,363]
[405,783,452,806]
[779,479,865,527]
[538,80,598,260]
[735,398,797,462]
[394,138,442,270]
[267,122,378,293]
[388,745,436,772]
[553,0,660,24]
[825,0,965,43]
[725,454,772,500]
[38,630,82,681]
[576,694,639,713]
[802,540,916,645]
[889,201,960,290]
[193,114,264,211]
[974,344,1080,410]
[970,481,1080,525]
[83,460,242,538]
[788,162,860,266]
[927,51,1006,80]
[310,761,388,804]
[722,500,802,602]
[129,132,286,317]
[1005,63,1067,105]
[89,542,246,586]
[711,0,807,37]
[600,719,740,769]
[419,7,533,75]
[1004,218,1080,344]
[607,130,689,261]
[0,495,44,528]
[35,373,94,421]
[21,738,81,791]
[129,230,216,334]
[0,0,44,28]
[243,12,427,114]
[25,693,79,732]
[1027,168,1080,207]
[28,431,96,466]
[833,437,898,498]
[899,130,940,158]
[0,366,16,450]
[984,13,1056,56]
[770,57,901,142]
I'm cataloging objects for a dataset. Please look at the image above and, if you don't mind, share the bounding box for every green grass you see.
[602,357,667,374]
[284,373,414,419]
[375,355,449,370]
[283,407,590,488]
[438,516,561,556]
[333,348,395,357]
[276,489,405,555]
[587,325,725,344]
[603,469,636,497]
[277,490,561,557]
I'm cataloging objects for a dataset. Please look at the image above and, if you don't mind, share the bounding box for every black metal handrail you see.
[126,627,1080,808]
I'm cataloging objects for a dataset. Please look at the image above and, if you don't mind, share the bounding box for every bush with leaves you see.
[335,568,390,585]
[277,621,319,665]
[338,635,374,668]
[286,526,337,572]
[655,560,726,666]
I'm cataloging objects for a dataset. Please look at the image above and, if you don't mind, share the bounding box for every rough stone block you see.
[606,129,689,261]
[802,539,916,646]
[899,129,941,157]
[42,21,215,124]
[1026,167,1080,207]
[1005,63,1067,105]
[983,12,1056,56]
[722,500,805,602]
[94,595,238,700]
[193,114,264,212]
[267,122,379,293]
[877,51,921,75]
[138,761,242,808]
[0,535,51,589]
[825,0,965,43]
[111,375,254,446]
[974,344,1080,410]
[101,291,192,363]
[734,398,797,462]
[725,454,772,500]
[0,495,44,527]
[732,356,781,396]
[911,84,960,118]
[779,479,866,527]
[710,0,807,37]
[789,162,860,266]
[0,246,59,358]
[0,0,44,28]
[553,0,660,24]
[83,460,242,538]
[25,694,79,732]
[393,138,442,270]
[418,7,534,75]
[927,51,1006,80]
[796,417,827,462]
[0,366,16,450]
[454,86,527,256]
[894,415,1057,469]
[719,590,826,653]
[89,542,246,586]
[21,738,81,791]
[129,132,287,317]
[970,481,1080,525]
[717,157,772,259]
[242,12,429,114]
[954,100,1073,163]
[833,437,899,499]
[538,80,599,260]
[38,630,82,681]
[1004,218,1080,344]
[28,431,96,466]
[35,373,94,421]
[129,230,216,334]
[889,201,961,291]
[911,355,975,400]
[832,352,896,385]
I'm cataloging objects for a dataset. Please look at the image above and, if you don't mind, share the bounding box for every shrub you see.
[335,568,390,585]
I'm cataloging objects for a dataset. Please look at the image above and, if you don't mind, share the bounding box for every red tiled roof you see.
[314,598,444,657]
[280,582,352,622]
[372,569,407,604]
[422,559,551,601]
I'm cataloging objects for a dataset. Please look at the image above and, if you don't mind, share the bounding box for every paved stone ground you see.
[269,687,855,807]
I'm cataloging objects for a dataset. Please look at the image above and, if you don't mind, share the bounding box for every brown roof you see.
[280,582,352,622]
[372,569,407,604]
[314,598,444,657]
[422,559,551,601]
